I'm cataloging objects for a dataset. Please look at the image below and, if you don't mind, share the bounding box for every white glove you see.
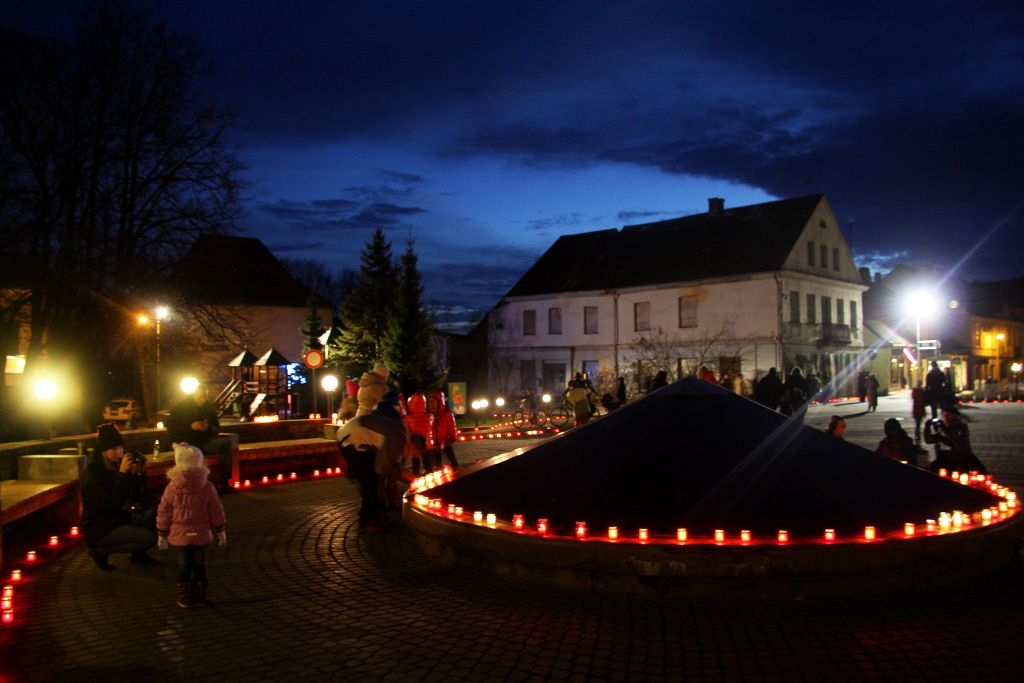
[157,536,169,551]
[216,530,227,547]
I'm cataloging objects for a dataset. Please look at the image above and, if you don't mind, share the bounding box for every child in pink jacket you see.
[157,443,227,608]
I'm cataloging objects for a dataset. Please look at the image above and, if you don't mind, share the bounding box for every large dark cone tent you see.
[428,377,1000,537]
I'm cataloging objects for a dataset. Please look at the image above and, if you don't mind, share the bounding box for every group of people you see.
[335,364,461,533]
[752,366,818,416]
[80,420,227,609]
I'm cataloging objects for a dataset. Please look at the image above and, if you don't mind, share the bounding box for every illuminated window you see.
[678,296,698,328]
[807,241,816,266]
[806,294,816,323]
[523,309,536,336]
[634,301,651,332]
[584,306,599,334]
[789,292,800,323]
[548,307,561,335]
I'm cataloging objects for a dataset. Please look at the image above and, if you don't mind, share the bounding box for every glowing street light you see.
[180,376,200,395]
[138,305,170,413]
[33,379,57,439]
[906,290,938,386]
[471,398,489,428]
[1011,361,1021,399]
[321,374,339,419]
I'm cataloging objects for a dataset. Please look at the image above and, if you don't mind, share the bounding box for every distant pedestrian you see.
[565,373,595,426]
[156,443,226,608]
[910,381,927,444]
[428,390,460,468]
[866,374,879,412]
[754,367,784,410]
[615,376,627,407]
[925,361,947,419]
[403,392,435,474]
[781,368,808,417]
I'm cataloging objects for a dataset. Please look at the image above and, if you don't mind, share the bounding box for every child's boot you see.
[176,583,192,608]
[192,580,208,608]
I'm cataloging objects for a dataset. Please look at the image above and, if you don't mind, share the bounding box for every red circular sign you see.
[303,348,325,369]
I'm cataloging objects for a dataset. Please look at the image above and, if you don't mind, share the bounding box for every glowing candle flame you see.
[777,530,789,543]
[575,521,587,538]
[740,530,751,543]
[638,528,649,541]
[904,522,916,536]
[864,526,876,540]
[824,529,836,541]
[2,610,12,624]
[714,529,725,543]
[537,518,548,533]
[676,528,688,542]
[70,527,79,537]
[10,570,21,582]
[513,514,524,529]
[473,510,483,522]
[49,536,59,547]
[26,551,36,562]
[608,526,619,539]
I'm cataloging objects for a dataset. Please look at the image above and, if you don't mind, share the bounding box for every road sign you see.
[918,340,941,351]
[303,348,325,369]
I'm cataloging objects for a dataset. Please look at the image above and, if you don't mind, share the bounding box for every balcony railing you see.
[785,322,853,346]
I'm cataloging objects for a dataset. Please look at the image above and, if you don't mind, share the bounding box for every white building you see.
[487,194,868,400]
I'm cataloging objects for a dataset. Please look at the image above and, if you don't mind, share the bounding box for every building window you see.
[548,307,561,335]
[634,301,651,332]
[821,296,832,325]
[789,292,800,323]
[807,241,816,266]
[584,305,599,335]
[820,244,828,269]
[836,299,845,325]
[850,301,858,329]
[678,295,698,328]
[523,309,536,336]
[832,247,840,271]
[806,294,816,324]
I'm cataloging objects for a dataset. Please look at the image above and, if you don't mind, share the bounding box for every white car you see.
[102,398,143,424]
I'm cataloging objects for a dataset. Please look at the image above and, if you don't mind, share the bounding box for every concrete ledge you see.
[405,504,1024,601]
[18,454,86,481]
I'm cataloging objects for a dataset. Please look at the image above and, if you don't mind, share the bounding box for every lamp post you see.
[1011,361,1021,400]
[154,306,169,412]
[33,379,57,439]
[471,398,489,428]
[321,374,339,420]
[906,290,937,387]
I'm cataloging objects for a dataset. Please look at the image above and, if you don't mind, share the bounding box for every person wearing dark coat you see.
[79,423,159,570]
[924,405,986,474]
[754,367,784,410]
[876,418,918,466]
[781,368,809,417]
[167,383,236,492]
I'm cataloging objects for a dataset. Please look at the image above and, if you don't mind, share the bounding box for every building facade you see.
[487,194,868,401]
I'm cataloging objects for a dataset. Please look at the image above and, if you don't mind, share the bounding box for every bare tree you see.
[0,3,242,423]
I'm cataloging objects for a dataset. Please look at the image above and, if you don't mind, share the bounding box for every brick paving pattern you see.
[2,392,1023,681]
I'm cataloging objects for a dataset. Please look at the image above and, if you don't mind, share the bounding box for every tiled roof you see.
[506,194,824,297]
[173,234,315,307]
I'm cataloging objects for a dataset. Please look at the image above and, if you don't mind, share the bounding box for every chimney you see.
[708,197,725,216]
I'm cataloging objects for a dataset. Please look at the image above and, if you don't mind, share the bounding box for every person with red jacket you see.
[428,390,459,468]
[403,392,435,475]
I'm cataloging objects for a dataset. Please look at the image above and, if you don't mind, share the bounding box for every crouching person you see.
[156,443,227,608]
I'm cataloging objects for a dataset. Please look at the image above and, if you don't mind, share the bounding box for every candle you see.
[676,528,688,542]
[276,473,284,481]
[926,519,936,531]
[70,526,79,537]
[777,530,789,543]
[290,472,297,479]
[10,570,21,582]
[824,529,836,542]
[26,551,36,562]
[0,597,10,610]
[537,518,548,533]
[313,469,321,477]
[938,468,947,477]
[607,526,619,540]
[455,506,463,516]
[513,514,524,529]
[575,521,587,538]
[261,476,269,484]
[638,528,649,541]
[864,526,876,540]
[2,586,12,599]
[740,529,751,543]
[49,536,59,547]
[904,522,916,536]
[473,510,483,522]
[486,513,497,525]
[244,479,252,487]
[2,610,12,624]
[714,529,725,543]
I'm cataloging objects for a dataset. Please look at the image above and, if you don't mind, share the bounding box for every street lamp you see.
[138,305,170,414]
[471,398,489,428]
[33,378,57,439]
[905,290,937,387]
[321,374,339,420]
[1011,361,1021,399]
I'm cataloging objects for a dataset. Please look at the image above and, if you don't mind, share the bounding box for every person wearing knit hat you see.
[355,364,390,417]
[156,443,226,608]
[79,423,159,570]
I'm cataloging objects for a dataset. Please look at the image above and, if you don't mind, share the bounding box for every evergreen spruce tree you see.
[332,228,399,372]
[383,239,441,395]
[300,296,326,352]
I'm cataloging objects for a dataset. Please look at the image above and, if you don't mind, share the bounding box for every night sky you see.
[5,1,1023,331]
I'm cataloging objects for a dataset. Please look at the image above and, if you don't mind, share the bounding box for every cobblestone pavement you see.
[2,391,1023,682]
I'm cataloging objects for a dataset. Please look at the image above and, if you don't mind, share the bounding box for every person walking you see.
[866,373,880,412]
[403,392,435,475]
[156,443,226,608]
[925,361,947,419]
[910,381,927,444]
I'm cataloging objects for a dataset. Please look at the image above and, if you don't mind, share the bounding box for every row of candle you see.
[459,428,555,442]
[410,493,1018,545]
[2,525,81,625]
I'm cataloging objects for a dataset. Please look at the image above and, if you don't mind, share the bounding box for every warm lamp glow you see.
[864,526,876,540]
[740,529,751,543]
[70,526,79,537]
[824,529,836,541]
[608,526,619,539]
[537,518,548,533]
[714,529,725,543]
[904,522,916,536]
[10,570,21,582]
[49,536,58,547]
[638,528,649,541]
[676,528,688,542]
[575,521,587,538]
[513,514,524,529]
[777,530,789,543]
[26,551,36,562]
